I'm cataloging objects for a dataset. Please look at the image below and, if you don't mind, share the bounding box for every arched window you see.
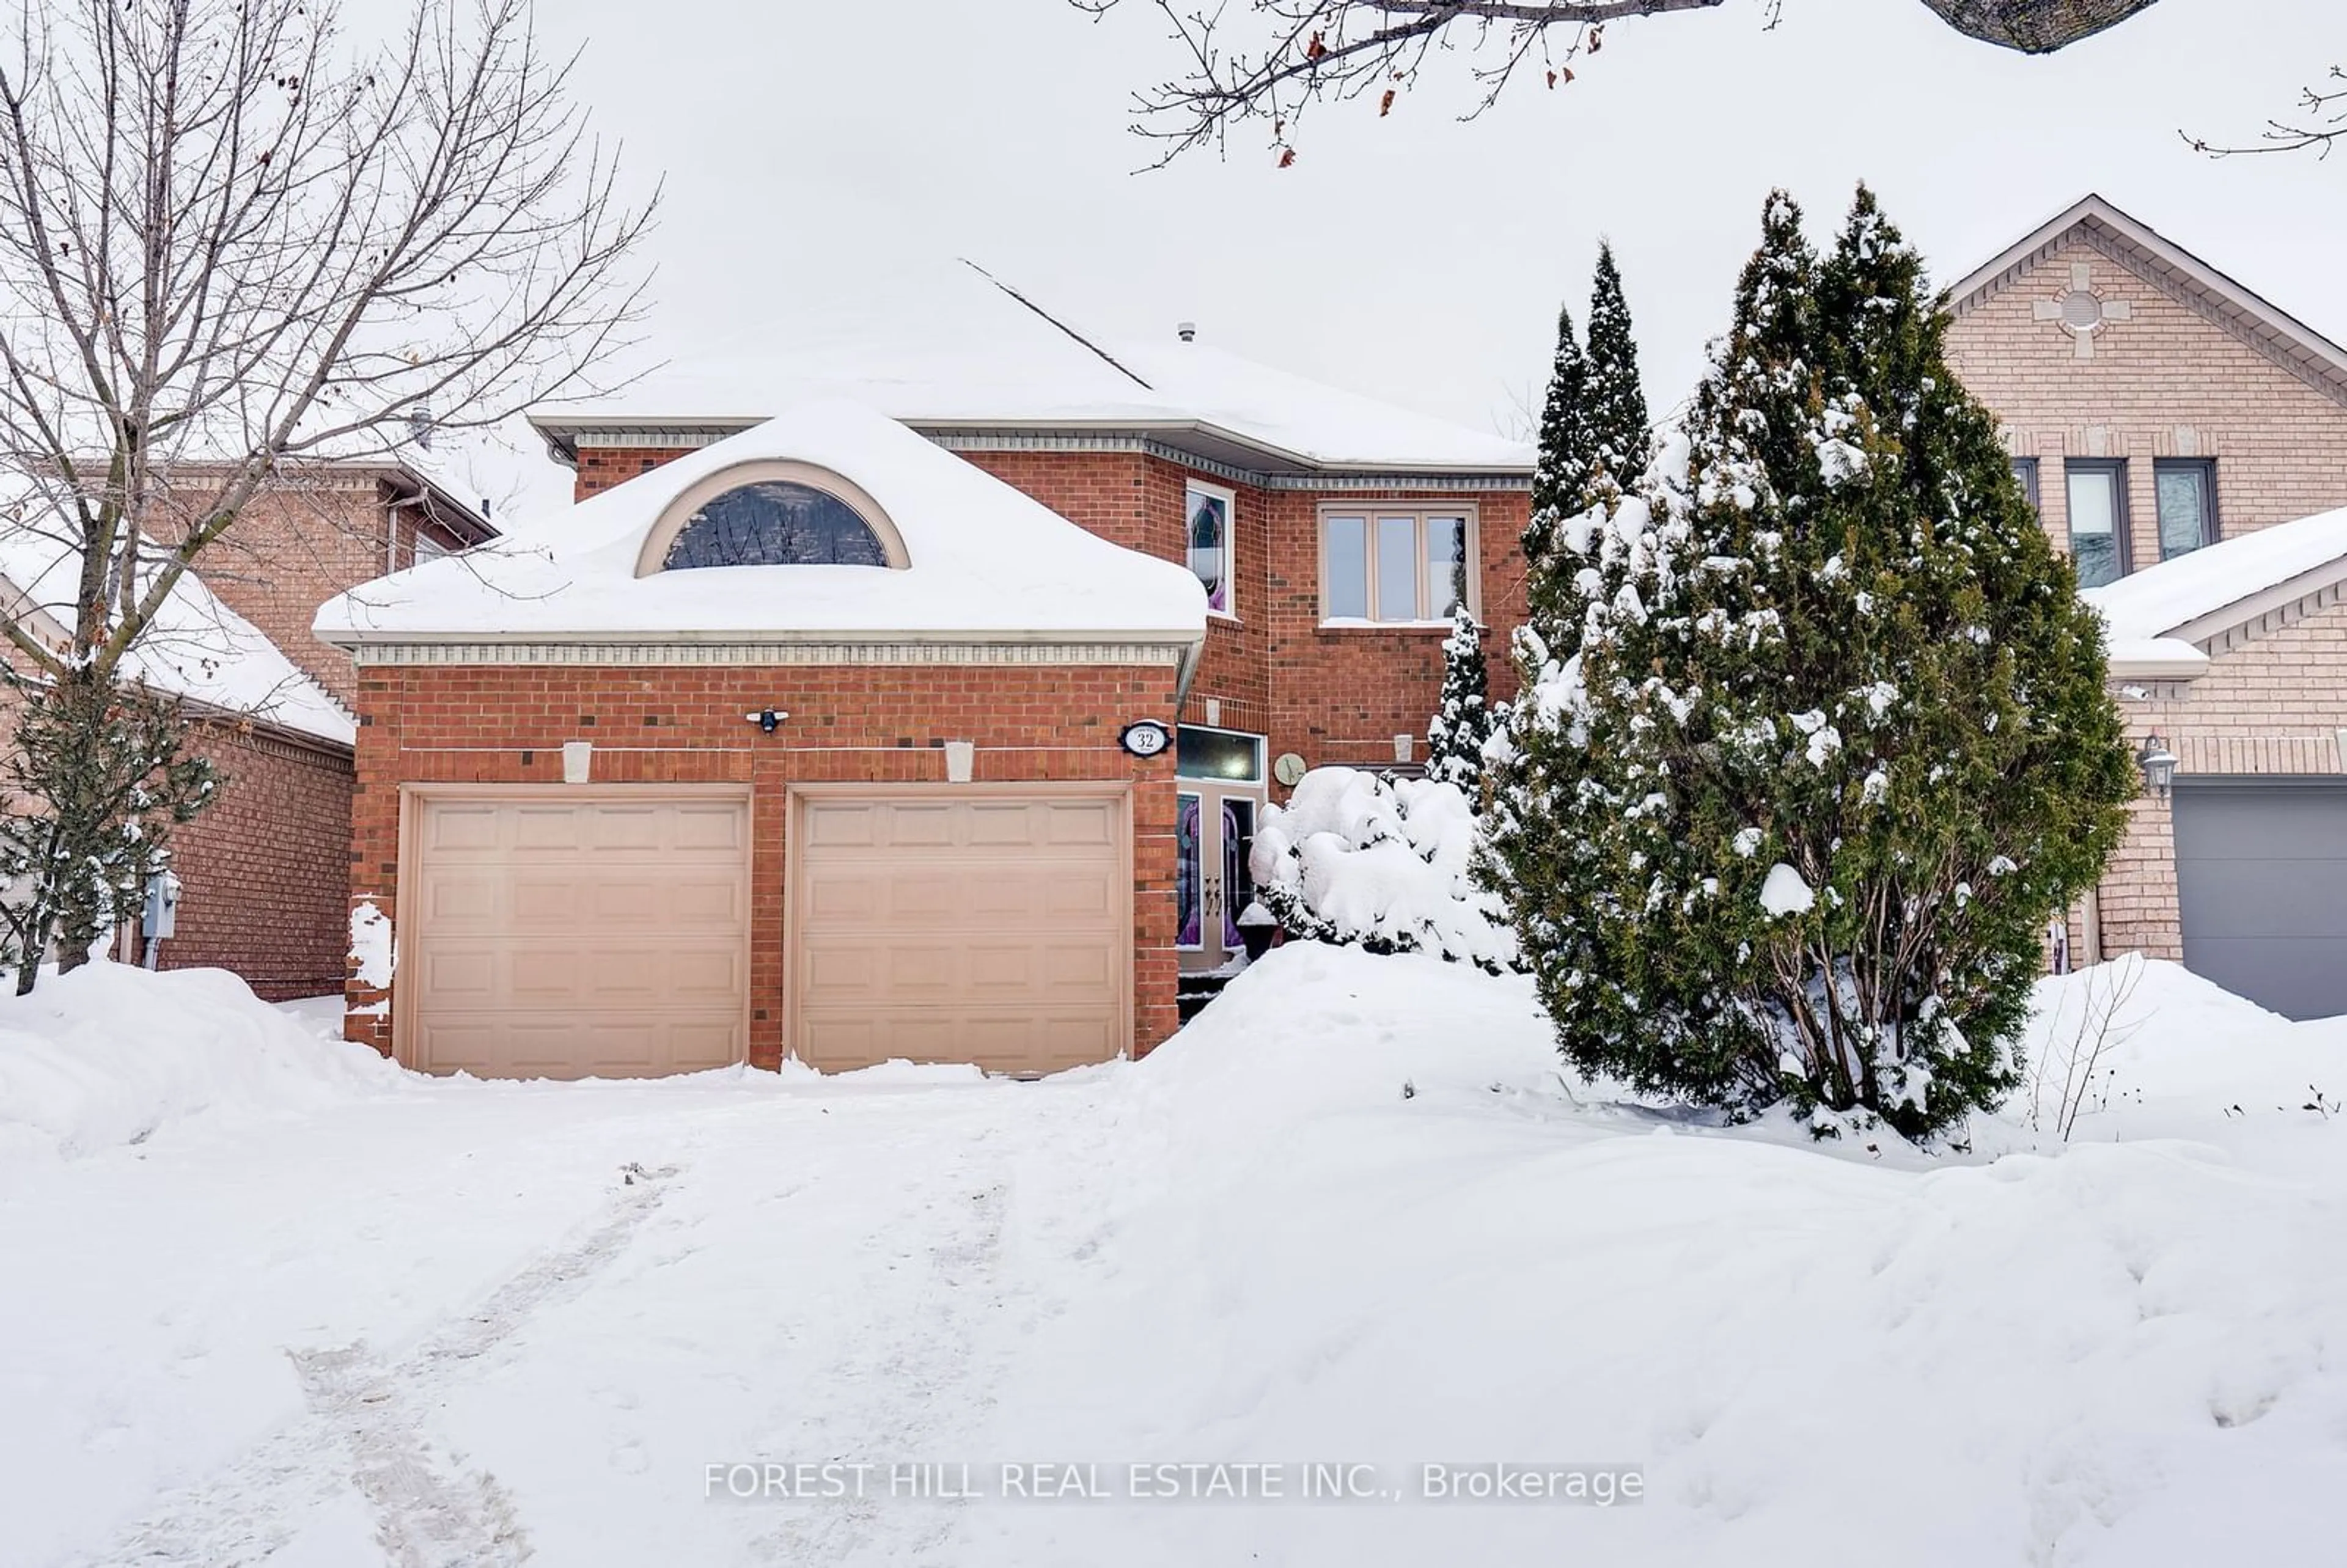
[661,479,891,570]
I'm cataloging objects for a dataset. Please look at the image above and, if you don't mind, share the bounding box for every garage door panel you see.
[968,804,1039,845]
[418,947,496,998]
[793,791,1128,1074]
[1045,801,1117,846]
[408,794,750,1078]
[2174,782,2347,1020]
[886,805,956,847]
[2171,857,2347,938]
[419,873,500,926]
[425,804,502,853]
[512,806,589,851]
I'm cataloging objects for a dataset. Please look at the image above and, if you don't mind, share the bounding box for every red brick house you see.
[318,300,1535,1076]
[1948,194,2347,1018]
[0,457,490,998]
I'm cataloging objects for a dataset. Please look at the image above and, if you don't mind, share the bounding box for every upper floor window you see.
[635,461,908,577]
[1321,507,1474,625]
[1187,481,1235,617]
[2010,456,2040,515]
[2154,458,2218,560]
[2063,459,2128,589]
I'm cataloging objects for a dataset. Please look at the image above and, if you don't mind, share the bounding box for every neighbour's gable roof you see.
[0,522,358,749]
[315,399,1210,650]
[2087,504,2347,673]
[1948,193,2347,409]
[529,259,1533,482]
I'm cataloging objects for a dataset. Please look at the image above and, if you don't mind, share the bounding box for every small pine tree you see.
[0,668,219,990]
[1494,187,2134,1142]
[1425,599,1497,797]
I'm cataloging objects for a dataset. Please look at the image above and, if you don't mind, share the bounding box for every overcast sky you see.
[469,0,2341,513]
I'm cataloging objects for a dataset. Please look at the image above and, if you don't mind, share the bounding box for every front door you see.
[1175,727,1266,975]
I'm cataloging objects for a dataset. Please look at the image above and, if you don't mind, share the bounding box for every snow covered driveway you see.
[4,953,2345,1566]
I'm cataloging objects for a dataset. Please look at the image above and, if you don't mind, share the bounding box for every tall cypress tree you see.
[1583,240,1651,491]
[1522,301,1591,574]
[1493,188,2132,1142]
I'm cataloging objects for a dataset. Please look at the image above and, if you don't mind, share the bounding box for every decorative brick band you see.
[347,639,1189,669]
[547,423,1530,494]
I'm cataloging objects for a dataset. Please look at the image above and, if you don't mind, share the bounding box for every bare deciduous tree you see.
[1073,0,2166,163]
[0,0,653,983]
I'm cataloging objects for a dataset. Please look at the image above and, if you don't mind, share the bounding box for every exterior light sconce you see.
[744,708,788,735]
[2137,733,2178,799]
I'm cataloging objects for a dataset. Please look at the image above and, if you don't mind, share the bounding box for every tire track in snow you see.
[752,1116,1023,1567]
[85,1163,677,1568]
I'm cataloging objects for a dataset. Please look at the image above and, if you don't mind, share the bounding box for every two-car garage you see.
[398,786,1133,1080]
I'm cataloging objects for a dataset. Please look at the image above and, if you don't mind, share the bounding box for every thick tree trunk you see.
[1919,0,2162,52]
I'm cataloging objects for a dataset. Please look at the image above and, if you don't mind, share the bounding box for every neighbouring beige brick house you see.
[1948,194,2347,1018]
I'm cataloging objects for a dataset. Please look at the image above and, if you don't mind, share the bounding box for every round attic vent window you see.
[2059,290,2104,331]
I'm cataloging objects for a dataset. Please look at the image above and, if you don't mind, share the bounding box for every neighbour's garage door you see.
[406,791,752,1077]
[792,790,1129,1075]
[2172,779,2347,1021]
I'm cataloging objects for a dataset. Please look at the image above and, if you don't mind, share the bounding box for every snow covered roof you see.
[315,399,1210,650]
[1950,194,2347,409]
[0,522,356,748]
[529,260,1532,478]
[2086,504,2347,677]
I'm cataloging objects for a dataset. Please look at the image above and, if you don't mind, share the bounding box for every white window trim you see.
[1187,479,1239,622]
[1317,504,1480,628]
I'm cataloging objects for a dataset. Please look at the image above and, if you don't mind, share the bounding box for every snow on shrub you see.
[1249,767,1518,972]
[0,962,402,1162]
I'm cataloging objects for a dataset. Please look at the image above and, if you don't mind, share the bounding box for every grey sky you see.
[475,0,2338,513]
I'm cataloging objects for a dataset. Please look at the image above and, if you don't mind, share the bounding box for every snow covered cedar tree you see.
[1494,187,2132,1141]
[1521,299,1590,577]
[1425,601,1498,798]
[1584,241,1653,502]
[1492,245,1656,892]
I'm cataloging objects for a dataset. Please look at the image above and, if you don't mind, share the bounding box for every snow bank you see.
[0,964,403,1164]
[1249,768,1517,970]
[991,949,2347,1567]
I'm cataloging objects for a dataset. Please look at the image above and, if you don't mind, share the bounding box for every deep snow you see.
[1,951,2341,1566]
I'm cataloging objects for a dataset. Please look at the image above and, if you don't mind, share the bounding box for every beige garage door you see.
[405,791,751,1078]
[792,790,1129,1075]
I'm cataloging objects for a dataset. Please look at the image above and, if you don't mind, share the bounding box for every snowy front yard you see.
[2,951,2343,1566]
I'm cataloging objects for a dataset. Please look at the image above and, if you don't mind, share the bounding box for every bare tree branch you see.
[1073,0,2167,163]
[2186,65,2347,159]
[0,0,657,686]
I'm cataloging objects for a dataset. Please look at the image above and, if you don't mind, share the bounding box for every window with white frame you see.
[1186,480,1235,617]
[1320,507,1474,624]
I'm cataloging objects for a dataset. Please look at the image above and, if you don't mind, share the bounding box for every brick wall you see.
[345,661,1182,1068]
[2089,591,2347,960]
[159,722,354,998]
[1950,233,2347,563]
[153,478,389,708]
[576,446,703,500]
